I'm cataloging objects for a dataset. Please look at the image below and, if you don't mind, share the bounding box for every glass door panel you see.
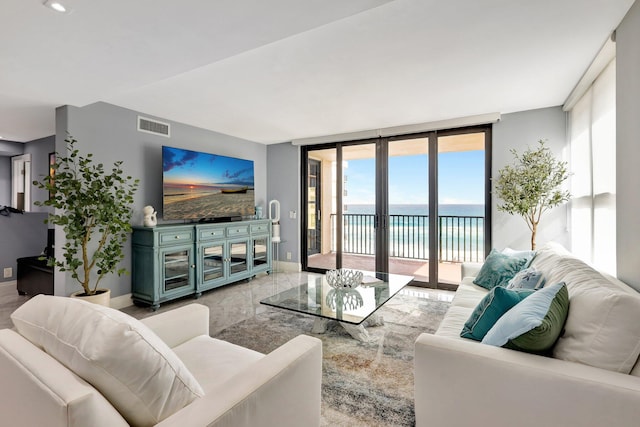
[162,248,191,292]
[229,241,248,275]
[202,244,224,282]
[437,132,486,285]
[302,127,490,288]
[387,138,429,282]
[307,148,337,270]
[252,237,268,268]
[341,143,377,271]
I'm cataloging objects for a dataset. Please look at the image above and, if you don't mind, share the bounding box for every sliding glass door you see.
[302,126,491,288]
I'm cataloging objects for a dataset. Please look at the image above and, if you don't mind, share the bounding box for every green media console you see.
[131,219,271,310]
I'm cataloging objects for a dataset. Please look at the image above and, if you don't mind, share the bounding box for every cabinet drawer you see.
[251,223,270,234]
[158,229,194,245]
[198,227,225,241]
[226,225,249,237]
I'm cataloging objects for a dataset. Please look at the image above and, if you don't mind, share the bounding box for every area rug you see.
[212,292,450,426]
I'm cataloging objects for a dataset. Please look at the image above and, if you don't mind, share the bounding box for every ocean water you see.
[337,204,485,262]
[345,204,483,216]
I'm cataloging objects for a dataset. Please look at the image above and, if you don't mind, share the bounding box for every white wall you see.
[55,102,267,297]
[616,0,640,291]
[492,107,569,251]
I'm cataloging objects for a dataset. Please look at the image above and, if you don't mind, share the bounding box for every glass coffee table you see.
[260,271,413,342]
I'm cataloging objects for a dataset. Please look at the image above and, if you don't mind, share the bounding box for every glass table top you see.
[260,271,413,325]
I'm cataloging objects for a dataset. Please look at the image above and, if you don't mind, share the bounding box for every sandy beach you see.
[164,190,255,219]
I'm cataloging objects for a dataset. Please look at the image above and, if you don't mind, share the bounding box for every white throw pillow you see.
[11,295,204,427]
[553,285,640,374]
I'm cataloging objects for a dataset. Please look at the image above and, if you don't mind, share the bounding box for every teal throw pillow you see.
[482,283,569,354]
[461,287,534,341]
[473,249,529,290]
[502,248,536,267]
[506,268,546,290]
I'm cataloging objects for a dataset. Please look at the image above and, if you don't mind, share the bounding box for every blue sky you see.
[163,146,254,186]
[344,150,485,205]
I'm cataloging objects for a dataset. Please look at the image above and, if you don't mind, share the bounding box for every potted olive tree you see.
[34,136,139,305]
[495,140,571,250]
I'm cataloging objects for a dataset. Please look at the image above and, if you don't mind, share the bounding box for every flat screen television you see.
[162,146,255,221]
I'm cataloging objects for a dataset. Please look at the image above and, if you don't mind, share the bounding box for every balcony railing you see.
[330,213,484,263]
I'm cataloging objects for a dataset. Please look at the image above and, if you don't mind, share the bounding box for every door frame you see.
[307,158,322,255]
[300,125,492,288]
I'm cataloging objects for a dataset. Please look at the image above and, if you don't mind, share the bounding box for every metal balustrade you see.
[330,213,484,263]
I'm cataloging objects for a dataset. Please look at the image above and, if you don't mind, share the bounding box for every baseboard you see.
[110,292,133,309]
[274,261,301,273]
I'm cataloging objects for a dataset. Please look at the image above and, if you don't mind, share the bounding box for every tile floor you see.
[1,272,454,332]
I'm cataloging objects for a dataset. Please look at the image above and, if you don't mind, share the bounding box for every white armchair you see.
[0,297,322,427]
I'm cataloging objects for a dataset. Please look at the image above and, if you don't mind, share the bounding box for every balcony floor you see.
[307,253,462,287]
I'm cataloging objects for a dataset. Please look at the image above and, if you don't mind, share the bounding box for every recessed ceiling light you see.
[43,0,70,13]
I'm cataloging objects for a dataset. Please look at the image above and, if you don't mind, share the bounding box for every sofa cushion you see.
[0,329,129,427]
[11,295,204,427]
[483,283,569,354]
[461,287,534,341]
[506,268,546,290]
[473,249,529,290]
[553,284,640,374]
[450,279,489,309]
[435,305,475,339]
[172,335,264,393]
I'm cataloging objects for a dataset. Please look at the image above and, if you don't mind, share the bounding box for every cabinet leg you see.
[194,292,202,299]
[17,290,27,296]
[150,303,160,312]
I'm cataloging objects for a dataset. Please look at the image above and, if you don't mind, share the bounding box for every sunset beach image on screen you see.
[162,146,255,220]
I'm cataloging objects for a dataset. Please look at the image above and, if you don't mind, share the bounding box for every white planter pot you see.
[70,288,111,307]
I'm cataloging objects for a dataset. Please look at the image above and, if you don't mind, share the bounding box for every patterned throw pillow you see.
[473,249,529,290]
[461,286,534,341]
[482,283,569,354]
[506,268,546,290]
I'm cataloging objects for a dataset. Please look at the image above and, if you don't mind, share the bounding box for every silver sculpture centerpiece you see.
[326,269,363,289]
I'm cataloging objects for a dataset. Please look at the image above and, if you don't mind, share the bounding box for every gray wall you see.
[0,213,48,282]
[492,107,569,251]
[266,142,301,264]
[55,102,268,297]
[0,136,55,282]
[616,1,640,291]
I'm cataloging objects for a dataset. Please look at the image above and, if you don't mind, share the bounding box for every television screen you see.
[162,146,255,221]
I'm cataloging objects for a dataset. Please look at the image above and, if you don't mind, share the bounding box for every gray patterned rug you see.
[213,292,450,426]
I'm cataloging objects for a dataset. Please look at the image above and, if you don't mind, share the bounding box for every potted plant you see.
[494,139,571,250]
[34,136,139,305]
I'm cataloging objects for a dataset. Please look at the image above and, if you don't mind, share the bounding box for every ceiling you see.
[0,0,634,145]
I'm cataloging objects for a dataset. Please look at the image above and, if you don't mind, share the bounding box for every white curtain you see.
[569,59,616,275]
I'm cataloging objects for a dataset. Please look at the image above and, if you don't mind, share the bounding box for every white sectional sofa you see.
[415,242,640,427]
[0,297,322,427]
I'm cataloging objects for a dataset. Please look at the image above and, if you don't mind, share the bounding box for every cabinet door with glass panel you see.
[251,235,270,273]
[159,244,195,300]
[227,239,249,280]
[197,242,226,292]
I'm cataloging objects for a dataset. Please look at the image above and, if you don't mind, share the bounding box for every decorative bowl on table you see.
[326,269,363,289]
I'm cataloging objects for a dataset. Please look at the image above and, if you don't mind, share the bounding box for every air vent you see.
[137,116,170,137]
